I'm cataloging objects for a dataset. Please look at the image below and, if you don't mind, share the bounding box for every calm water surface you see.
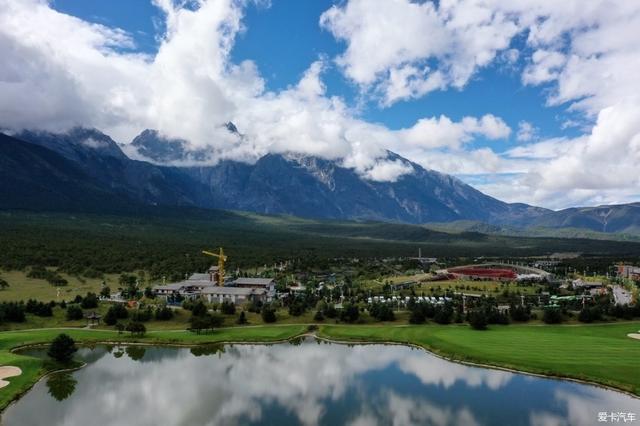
[3,338,639,426]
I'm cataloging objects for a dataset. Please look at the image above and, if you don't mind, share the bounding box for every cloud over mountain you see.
[0,0,512,185]
[0,0,639,209]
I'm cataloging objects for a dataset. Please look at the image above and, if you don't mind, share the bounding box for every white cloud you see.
[1,0,640,209]
[321,0,640,208]
[320,0,519,105]
[395,114,510,151]
[6,342,520,425]
[0,0,510,184]
[515,121,537,142]
[362,159,414,182]
[522,50,566,85]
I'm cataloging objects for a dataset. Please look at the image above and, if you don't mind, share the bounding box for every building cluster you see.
[617,264,640,281]
[571,279,606,297]
[367,295,451,306]
[153,265,275,304]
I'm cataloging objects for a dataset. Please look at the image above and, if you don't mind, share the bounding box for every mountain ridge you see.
[2,126,639,235]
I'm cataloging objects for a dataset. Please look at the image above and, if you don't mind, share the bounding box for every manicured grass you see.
[318,322,640,395]
[0,325,307,411]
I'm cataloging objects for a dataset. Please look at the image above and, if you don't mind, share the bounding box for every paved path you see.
[612,285,633,305]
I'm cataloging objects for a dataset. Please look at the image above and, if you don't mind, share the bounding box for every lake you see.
[3,337,639,426]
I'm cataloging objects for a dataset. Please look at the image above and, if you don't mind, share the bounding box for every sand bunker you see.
[0,366,22,388]
[627,332,640,340]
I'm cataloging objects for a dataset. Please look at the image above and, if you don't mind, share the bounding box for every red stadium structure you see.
[447,267,517,280]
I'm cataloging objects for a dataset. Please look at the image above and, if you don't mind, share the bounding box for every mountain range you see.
[2,126,640,236]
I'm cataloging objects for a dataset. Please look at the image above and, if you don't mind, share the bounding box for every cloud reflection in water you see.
[3,339,639,426]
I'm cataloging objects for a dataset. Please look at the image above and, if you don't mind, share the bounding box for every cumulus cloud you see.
[6,342,521,425]
[320,0,518,105]
[398,114,510,150]
[0,0,510,183]
[321,0,640,208]
[515,121,537,142]
[1,0,640,208]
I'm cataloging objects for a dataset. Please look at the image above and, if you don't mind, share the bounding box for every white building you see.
[153,270,275,304]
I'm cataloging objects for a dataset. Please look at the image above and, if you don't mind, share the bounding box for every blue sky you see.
[51,0,578,153]
[4,0,639,208]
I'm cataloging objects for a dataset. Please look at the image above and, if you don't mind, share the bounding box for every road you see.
[612,285,633,305]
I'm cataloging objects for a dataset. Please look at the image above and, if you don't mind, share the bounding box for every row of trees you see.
[185,300,224,334]
[542,302,640,324]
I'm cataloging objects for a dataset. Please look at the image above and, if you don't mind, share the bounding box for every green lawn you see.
[318,322,640,395]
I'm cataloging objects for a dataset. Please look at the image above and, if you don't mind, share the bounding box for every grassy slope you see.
[318,322,640,395]
[0,270,119,302]
[0,325,306,411]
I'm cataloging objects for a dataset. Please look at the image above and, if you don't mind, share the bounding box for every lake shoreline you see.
[1,323,638,414]
[313,333,640,401]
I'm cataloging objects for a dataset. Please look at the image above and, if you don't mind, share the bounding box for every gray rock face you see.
[4,126,640,234]
[130,128,548,223]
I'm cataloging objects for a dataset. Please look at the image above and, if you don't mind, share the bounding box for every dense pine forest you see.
[1,209,640,282]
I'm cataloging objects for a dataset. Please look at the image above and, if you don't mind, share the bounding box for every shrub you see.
[125,321,146,336]
[510,304,531,322]
[111,303,129,319]
[104,307,118,326]
[578,306,602,323]
[313,310,325,321]
[288,302,305,317]
[543,307,563,324]
[247,300,263,313]
[340,303,359,323]
[81,292,99,309]
[100,286,111,298]
[130,307,153,322]
[409,309,426,324]
[324,305,338,319]
[468,309,488,330]
[261,305,277,323]
[220,301,236,315]
[26,299,53,317]
[434,304,453,325]
[27,266,68,286]
[66,305,84,321]
[189,313,223,334]
[0,302,26,323]
[155,305,174,321]
[369,303,395,321]
[191,300,208,317]
[236,311,248,325]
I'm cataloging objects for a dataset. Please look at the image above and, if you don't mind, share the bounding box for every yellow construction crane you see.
[202,248,227,286]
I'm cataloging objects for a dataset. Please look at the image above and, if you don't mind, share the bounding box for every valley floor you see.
[0,321,638,412]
